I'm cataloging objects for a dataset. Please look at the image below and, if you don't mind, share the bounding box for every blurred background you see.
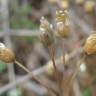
[0,0,96,96]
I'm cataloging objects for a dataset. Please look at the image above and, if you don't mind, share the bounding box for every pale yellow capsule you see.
[84,34,96,55]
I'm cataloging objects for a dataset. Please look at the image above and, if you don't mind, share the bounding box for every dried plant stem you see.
[62,40,66,66]
[48,46,60,91]
[14,60,55,95]
[48,46,57,74]
[67,54,86,96]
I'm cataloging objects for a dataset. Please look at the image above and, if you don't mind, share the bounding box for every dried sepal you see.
[84,33,96,55]
[40,17,51,32]
[0,43,15,63]
[84,1,95,13]
[0,43,6,52]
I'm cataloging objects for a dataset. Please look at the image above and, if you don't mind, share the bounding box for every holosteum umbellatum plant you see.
[0,8,96,96]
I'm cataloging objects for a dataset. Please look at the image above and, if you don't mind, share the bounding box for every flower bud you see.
[84,1,95,13]
[0,43,15,63]
[84,33,96,55]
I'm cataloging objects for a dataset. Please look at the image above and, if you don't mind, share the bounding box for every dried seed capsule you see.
[84,33,96,55]
[84,1,95,13]
[75,0,84,6]
[40,31,54,46]
[56,10,70,38]
[0,48,15,63]
[0,43,15,63]
[40,17,54,46]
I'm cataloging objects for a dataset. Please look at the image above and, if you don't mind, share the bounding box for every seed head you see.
[56,10,70,38]
[40,17,54,46]
[84,33,96,55]
[0,43,15,63]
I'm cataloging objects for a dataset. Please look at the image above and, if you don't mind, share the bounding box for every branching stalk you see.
[14,60,56,95]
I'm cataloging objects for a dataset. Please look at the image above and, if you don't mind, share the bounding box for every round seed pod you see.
[75,0,84,6]
[60,0,69,10]
[84,1,95,13]
[84,33,96,55]
[0,43,15,63]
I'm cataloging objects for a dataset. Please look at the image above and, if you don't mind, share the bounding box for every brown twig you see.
[14,60,56,95]
[61,39,66,67]
[48,45,61,94]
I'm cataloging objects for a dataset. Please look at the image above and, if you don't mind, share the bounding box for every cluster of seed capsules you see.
[0,11,96,70]
[40,10,70,47]
[40,9,96,55]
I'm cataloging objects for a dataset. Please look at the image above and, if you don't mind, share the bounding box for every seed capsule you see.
[84,33,96,55]
[84,1,95,13]
[40,31,54,46]
[0,43,15,63]
[40,17,54,46]
[56,10,70,38]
